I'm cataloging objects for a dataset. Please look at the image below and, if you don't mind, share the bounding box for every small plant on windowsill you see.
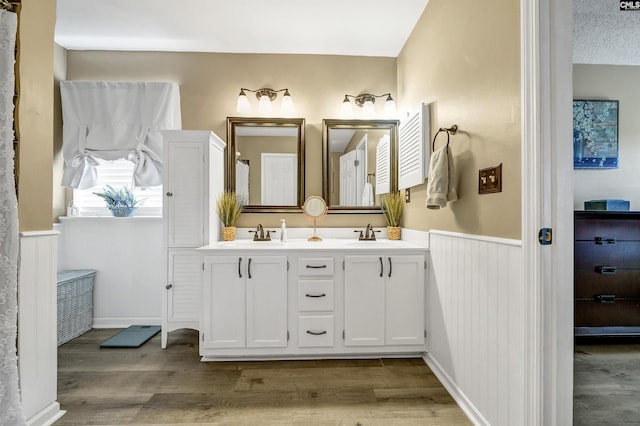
[216,190,243,241]
[381,191,404,240]
[93,185,143,217]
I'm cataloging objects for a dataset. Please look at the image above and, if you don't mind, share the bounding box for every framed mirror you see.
[322,119,399,213]
[227,117,305,212]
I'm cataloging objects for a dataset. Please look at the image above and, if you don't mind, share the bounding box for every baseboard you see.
[93,317,162,329]
[423,353,489,426]
[26,402,66,426]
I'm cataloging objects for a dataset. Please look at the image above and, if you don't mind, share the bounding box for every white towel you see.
[426,145,457,209]
[361,182,374,206]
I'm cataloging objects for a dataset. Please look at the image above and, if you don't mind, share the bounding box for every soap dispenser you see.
[280,219,287,242]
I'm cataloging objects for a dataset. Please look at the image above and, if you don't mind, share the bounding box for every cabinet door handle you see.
[388,257,392,278]
[595,237,616,245]
[166,192,173,197]
[306,330,327,336]
[248,258,252,279]
[306,264,327,269]
[594,294,616,303]
[305,293,326,298]
[379,257,383,277]
[238,257,242,278]
[595,265,617,275]
[165,284,172,290]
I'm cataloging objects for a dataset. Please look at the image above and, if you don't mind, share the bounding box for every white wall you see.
[57,217,163,327]
[425,231,524,426]
[573,64,640,211]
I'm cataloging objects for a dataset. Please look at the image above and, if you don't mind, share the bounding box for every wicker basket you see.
[110,206,135,217]
[57,269,96,346]
[222,226,236,241]
[387,226,401,240]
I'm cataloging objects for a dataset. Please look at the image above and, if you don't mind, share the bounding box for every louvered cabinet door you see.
[398,103,430,190]
[165,141,205,248]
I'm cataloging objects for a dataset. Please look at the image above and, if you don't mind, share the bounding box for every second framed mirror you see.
[227,117,305,212]
[322,119,399,213]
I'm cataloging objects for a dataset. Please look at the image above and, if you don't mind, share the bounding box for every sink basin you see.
[219,240,285,248]
[346,240,402,248]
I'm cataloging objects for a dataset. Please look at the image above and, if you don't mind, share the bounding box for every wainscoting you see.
[56,217,162,327]
[425,231,524,426]
[19,231,65,425]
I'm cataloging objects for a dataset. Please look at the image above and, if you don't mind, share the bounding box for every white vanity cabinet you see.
[198,240,427,360]
[201,255,288,352]
[344,255,425,347]
[161,130,225,348]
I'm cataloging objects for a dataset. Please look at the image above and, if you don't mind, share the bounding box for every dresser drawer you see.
[298,257,334,276]
[298,315,334,347]
[575,217,640,241]
[575,300,640,327]
[575,270,640,298]
[298,280,334,312]
[574,241,640,270]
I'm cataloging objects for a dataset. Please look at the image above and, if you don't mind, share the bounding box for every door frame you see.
[522,0,574,424]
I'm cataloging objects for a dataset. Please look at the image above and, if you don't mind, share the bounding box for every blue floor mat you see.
[100,325,161,348]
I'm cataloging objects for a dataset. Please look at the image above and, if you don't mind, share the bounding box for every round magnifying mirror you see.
[302,196,327,241]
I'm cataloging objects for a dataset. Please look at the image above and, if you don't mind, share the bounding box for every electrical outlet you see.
[405,188,410,203]
[479,164,502,194]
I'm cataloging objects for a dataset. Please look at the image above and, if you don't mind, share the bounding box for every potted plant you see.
[216,190,243,241]
[93,185,143,217]
[381,191,404,240]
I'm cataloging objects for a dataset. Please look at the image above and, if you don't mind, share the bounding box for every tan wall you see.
[573,64,640,211]
[17,0,56,231]
[397,0,521,239]
[65,51,396,228]
[53,43,68,221]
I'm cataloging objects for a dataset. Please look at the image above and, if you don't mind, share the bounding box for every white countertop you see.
[198,238,428,252]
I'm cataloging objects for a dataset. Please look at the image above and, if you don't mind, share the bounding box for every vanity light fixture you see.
[236,87,294,115]
[341,93,397,116]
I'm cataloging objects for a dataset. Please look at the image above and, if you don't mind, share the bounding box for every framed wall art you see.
[573,99,619,169]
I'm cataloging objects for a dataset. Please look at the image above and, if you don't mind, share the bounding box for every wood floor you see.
[56,328,471,425]
[574,342,640,426]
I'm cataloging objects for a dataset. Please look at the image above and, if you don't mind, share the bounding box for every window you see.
[72,158,162,216]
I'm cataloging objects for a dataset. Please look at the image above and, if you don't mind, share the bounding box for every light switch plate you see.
[479,163,502,194]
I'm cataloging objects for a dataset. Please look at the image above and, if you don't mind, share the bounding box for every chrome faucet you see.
[249,224,272,241]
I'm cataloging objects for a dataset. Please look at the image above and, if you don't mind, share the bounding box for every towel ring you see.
[431,125,458,152]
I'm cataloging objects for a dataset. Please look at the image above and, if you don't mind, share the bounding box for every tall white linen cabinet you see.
[161,130,226,348]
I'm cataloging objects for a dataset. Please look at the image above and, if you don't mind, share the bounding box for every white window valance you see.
[60,81,182,189]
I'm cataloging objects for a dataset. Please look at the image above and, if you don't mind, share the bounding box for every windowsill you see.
[58,215,162,222]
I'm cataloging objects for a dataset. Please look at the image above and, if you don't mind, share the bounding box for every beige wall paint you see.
[53,43,68,221]
[397,0,521,239]
[65,51,396,228]
[573,64,640,211]
[17,0,56,231]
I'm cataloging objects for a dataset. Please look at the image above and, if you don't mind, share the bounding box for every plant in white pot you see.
[381,191,404,240]
[93,185,143,217]
[216,190,243,241]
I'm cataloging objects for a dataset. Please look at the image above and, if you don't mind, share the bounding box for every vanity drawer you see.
[298,280,334,312]
[298,257,334,276]
[298,315,334,347]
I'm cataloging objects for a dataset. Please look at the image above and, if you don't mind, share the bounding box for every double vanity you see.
[198,238,427,360]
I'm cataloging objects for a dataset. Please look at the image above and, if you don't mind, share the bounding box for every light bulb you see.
[281,89,294,115]
[341,95,353,116]
[363,99,375,116]
[258,93,272,114]
[384,95,396,115]
[236,89,250,114]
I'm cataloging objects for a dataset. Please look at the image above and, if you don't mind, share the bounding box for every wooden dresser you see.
[574,211,640,336]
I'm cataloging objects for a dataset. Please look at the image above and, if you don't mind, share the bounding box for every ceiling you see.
[574,0,640,65]
[54,0,430,57]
